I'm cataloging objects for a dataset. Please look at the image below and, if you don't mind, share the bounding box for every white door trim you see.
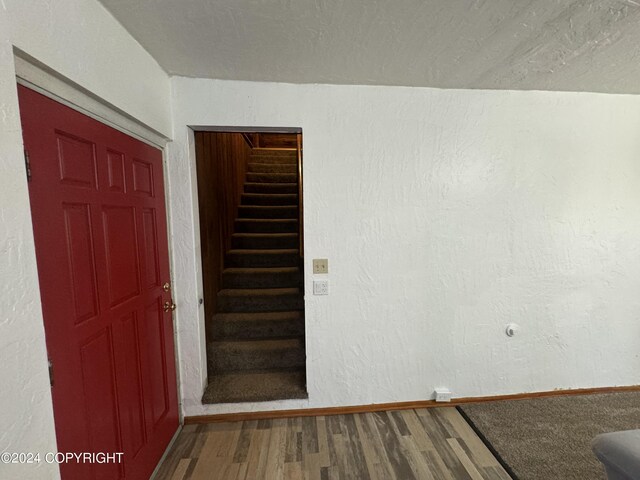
[13,49,169,149]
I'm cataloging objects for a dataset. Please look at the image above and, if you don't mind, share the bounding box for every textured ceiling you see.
[98,0,640,94]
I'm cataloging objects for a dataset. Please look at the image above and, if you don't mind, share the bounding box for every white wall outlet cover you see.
[434,388,452,402]
[313,280,329,295]
[505,323,520,337]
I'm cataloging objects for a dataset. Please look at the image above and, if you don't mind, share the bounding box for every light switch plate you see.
[313,280,329,295]
[313,258,329,274]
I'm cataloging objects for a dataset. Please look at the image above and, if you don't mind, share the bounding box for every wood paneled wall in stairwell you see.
[194,132,251,340]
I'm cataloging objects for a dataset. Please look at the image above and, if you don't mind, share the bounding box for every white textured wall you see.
[0,6,60,480]
[169,77,640,417]
[0,1,171,477]
[6,0,172,137]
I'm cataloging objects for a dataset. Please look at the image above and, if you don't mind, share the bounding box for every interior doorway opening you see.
[194,129,306,404]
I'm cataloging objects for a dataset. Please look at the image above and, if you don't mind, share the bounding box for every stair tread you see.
[248,167,297,175]
[245,182,297,187]
[227,249,298,255]
[249,159,298,165]
[202,370,307,404]
[235,218,298,233]
[222,265,302,289]
[232,233,298,237]
[248,162,297,168]
[238,205,298,218]
[251,148,296,154]
[242,193,297,198]
[247,158,297,165]
[244,183,298,194]
[250,154,297,158]
[251,153,296,156]
[236,218,297,222]
[239,205,297,209]
[212,337,304,350]
[223,266,299,273]
[218,287,301,297]
[249,162,297,166]
[247,174,297,184]
[243,192,298,195]
[215,311,303,322]
[243,196,297,201]
[212,311,304,340]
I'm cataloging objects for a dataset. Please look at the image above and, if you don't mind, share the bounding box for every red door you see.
[19,85,179,480]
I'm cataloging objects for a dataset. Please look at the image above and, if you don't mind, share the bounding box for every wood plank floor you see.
[154,407,512,480]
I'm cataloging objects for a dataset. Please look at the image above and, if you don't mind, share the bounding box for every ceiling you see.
[98,0,640,94]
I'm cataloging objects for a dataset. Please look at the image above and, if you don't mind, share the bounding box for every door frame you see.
[14,50,184,477]
[188,126,306,393]
[14,49,168,149]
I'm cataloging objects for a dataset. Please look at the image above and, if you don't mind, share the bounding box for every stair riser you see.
[212,319,304,340]
[208,345,305,372]
[202,370,307,404]
[241,194,298,206]
[232,235,298,250]
[217,295,304,313]
[251,150,297,157]
[245,183,298,194]
[248,163,297,173]
[226,253,298,268]
[247,173,297,184]
[235,220,297,233]
[222,270,302,289]
[238,206,297,219]
[248,156,297,165]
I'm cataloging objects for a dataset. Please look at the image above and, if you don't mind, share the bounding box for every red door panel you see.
[19,85,179,480]
[142,297,171,426]
[141,209,161,288]
[80,329,124,480]
[103,205,141,306]
[63,202,100,324]
[115,312,147,458]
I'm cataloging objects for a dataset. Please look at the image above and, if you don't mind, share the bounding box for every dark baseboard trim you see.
[184,384,640,425]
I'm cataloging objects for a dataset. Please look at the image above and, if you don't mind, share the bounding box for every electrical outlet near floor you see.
[313,258,329,274]
[434,388,452,402]
[313,280,329,295]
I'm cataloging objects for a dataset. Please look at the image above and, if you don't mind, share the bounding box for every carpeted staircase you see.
[203,149,307,404]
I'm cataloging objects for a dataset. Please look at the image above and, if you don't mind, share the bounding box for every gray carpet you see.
[459,392,640,480]
[204,148,306,404]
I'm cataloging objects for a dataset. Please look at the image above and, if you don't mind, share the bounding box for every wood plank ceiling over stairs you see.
[203,148,307,404]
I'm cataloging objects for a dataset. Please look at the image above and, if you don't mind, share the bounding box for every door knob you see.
[163,300,176,313]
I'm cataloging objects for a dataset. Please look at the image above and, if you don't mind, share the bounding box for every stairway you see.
[203,149,307,404]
